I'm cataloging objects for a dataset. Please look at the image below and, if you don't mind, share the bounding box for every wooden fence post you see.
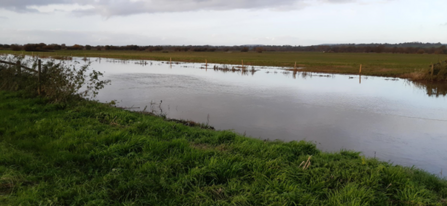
[431,64,434,81]
[16,61,21,76]
[38,59,42,95]
[359,64,362,74]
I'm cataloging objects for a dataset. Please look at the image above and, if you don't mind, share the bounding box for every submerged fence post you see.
[38,59,42,95]
[294,62,297,70]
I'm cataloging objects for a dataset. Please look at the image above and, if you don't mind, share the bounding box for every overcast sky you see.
[0,0,446,46]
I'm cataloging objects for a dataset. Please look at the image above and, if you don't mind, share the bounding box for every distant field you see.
[1,50,444,77]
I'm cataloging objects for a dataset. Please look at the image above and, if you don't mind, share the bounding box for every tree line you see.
[1,42,446,54]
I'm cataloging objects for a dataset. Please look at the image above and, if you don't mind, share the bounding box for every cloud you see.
[0,0,320,17]
[0,0,71,12]
[319,0,355,3]
[0,29,189,45]
[0,16,8,20]
[73,0,307,17]
[1,0,301,14]
[442,23,447,26]
[0,0,363,17]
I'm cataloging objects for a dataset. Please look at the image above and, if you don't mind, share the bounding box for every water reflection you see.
[413,82,447,97]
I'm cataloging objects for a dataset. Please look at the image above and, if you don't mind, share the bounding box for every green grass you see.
[1,50,445,77]
[1,91,446,205]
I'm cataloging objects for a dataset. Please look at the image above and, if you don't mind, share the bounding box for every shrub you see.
[406,60,447,83]
[0,55,110,102]
[241,47,249,52]
[423,61,447,82]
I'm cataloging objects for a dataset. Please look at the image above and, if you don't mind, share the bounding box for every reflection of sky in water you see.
[21,56,447,175]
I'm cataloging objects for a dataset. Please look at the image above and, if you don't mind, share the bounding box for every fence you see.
[0,59,43,95]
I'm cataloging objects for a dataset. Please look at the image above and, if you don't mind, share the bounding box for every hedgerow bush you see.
[0,55,110,102]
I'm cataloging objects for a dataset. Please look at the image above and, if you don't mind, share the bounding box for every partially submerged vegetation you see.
[1,91,447,205]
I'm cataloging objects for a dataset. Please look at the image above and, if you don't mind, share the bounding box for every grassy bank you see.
[1,50,444,77]
[0,91,446,205]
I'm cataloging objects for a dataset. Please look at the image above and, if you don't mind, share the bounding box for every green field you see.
[1,50,445,77]
[1,91,446,205]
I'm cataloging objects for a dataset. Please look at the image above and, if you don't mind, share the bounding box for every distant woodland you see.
[1,42,446,54]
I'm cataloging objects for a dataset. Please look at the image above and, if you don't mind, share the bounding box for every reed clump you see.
[407,60,447,82]
[429,61,447,82]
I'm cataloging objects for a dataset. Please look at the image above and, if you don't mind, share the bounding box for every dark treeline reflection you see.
[413,82,447,97]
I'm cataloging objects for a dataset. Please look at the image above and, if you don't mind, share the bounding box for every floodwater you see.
[68,57,447,174]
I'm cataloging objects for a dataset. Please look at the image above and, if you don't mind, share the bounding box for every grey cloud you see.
[0,16,8,19]
[0,0,360,17]
[0,29,189,45]
[319,0,355,3]
[73,0,303,17]
[1,0,310,15]
[0,0,71,12]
